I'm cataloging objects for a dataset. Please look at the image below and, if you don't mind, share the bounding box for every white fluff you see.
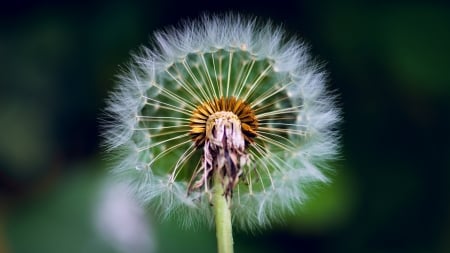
[103,13,340,229]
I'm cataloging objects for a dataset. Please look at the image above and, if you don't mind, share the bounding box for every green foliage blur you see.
[1,1,449,253]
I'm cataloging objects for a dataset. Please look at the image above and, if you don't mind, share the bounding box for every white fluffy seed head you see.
[102,13,340,230]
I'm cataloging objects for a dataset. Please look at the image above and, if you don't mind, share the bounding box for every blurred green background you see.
[1,1,449,252]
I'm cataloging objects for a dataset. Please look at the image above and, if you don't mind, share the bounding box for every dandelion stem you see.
[213,172,234,253]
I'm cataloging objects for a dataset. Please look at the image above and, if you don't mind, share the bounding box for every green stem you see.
[213,173,234,253]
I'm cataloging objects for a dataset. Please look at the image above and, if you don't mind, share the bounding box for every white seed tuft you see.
[102,13,340,230]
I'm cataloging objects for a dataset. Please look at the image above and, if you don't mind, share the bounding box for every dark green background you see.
[1,1,449,252]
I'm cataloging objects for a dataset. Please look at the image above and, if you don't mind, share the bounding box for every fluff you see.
[103,13,340,230]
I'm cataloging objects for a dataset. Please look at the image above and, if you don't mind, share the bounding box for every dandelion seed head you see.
[103,13,340,229]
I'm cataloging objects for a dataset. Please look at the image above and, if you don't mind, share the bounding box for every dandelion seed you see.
[103,13,340,234]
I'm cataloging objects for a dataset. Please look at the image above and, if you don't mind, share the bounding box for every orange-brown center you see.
[189,97,258,147]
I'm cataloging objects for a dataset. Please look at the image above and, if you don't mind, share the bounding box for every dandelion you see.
[103,13,340,253]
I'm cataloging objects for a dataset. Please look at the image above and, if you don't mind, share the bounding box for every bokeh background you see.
[1,1,449,252]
